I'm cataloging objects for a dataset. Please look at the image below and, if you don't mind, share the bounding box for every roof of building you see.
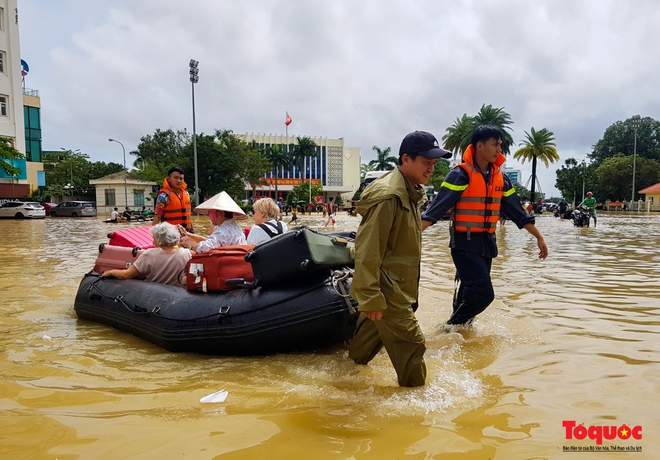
[638,182,660,194]
[89,172,157,184]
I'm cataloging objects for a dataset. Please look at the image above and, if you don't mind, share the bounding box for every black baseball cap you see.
[399,131,452,159]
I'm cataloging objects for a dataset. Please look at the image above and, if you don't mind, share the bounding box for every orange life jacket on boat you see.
[452,145,505,237]
[158,179,193,230]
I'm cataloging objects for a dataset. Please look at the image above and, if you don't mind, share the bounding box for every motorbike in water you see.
[571,206,590,227]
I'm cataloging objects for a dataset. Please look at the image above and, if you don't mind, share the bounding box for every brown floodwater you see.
[1,211,658,459]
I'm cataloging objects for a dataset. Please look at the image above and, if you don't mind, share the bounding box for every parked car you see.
[49,201,97,217]
[543,202,558,212]
[0,201,46,219]
[40,202,58,214]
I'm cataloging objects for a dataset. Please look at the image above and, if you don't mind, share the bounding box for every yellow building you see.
[639,182,660,212]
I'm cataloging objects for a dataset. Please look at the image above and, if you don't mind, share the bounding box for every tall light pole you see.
[630,114,641,206]
[189,59,200,206]
[108,138,128,207]
[581,160,586,202]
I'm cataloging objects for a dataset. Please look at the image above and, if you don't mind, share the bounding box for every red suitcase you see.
[94,244,145,274]
[107,226,155,249]
[186,245,255,292]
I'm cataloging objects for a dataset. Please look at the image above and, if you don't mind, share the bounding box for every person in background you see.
[422,125,548,327]
[558,199,568,219]
[122,207,132,222]
[101,222,192,287]
[110,207,121,222]
[289,199,298,224]
[180,191,247,253]
[247,198,288,245]
[578,191,598,228]
[349,130,452,387]
[324,196,337,227]
[152,167,194,233]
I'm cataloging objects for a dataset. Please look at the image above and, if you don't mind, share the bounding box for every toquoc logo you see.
[563,421,642,445]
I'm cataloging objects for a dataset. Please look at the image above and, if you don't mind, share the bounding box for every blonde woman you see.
[247,198,288,245]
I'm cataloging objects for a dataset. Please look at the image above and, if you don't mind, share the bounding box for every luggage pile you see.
[95,226,356,293]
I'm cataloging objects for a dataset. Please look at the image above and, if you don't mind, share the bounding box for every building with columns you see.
[237,133,361,202]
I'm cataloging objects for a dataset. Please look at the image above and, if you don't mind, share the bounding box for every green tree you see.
[473,104,515,154]
[291,136,319,204]
[360,163,376,182]
[426,159,451,191]
[261,143,291,198]
[288,181,323,209]
[290,136,318,179]
[88,161,125,180]
[442,104,515,156]
[511,181,530,201]
[187,130,249,199]
[368,146,397,170]
[555,158,595,205]
[0,136,23,176]
[595,154,660,201]
[590,116,660,165]
[513,127,560,204]
[442,114,474,160]
[241,147,272,201]
[131,128,190,182]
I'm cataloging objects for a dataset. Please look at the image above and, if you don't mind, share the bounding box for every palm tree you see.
[442,114,474,160]
[473,104,515,154]
[261,143,291,199]
[513,127,560,204]
[442,105,515,159]
[368,146,397,170]
[291,136,319,205]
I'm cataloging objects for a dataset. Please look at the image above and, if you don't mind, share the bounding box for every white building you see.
[0,0,44,199]
[237,133,361,202]
[89,172,158,214]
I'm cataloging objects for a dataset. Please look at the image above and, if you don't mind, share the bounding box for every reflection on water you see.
[1,212,659,459]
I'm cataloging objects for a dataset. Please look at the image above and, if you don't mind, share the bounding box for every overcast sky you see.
[18,0,660,196]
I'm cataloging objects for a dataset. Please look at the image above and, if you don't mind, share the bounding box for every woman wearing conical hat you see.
[179,191,247,253]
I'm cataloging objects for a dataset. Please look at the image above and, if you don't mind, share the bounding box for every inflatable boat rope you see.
[83,269,357,322]
[330,268,356,314]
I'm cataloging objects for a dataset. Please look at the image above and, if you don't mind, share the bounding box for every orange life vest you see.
[452,145,505,237]
[158,179,193,230]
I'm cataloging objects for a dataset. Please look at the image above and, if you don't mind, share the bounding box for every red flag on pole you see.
[285,112,292,126]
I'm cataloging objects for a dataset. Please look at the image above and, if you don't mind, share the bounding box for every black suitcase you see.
[245,226,355,286]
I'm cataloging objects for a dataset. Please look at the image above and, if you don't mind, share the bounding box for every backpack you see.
[257,221,284,238]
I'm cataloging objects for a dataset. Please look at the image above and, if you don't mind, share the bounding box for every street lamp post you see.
[630,115,641,207]
[189,59,200,206]
[581,160,586,202]
[108,138,128,207]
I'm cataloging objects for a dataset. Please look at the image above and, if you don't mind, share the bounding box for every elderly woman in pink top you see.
[102,222,192,287]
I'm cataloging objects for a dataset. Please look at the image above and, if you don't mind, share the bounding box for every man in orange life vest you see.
[422,125,548,326]
[152,167,195,233]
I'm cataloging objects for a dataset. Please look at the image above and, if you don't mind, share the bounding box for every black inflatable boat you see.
[74,269,357,356]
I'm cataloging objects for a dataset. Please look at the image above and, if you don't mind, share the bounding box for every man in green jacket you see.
[349,131,452,387]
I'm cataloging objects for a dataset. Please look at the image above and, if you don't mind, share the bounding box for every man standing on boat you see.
[421,125,548,327]
[152,167,195,233]
[349,131,452,387]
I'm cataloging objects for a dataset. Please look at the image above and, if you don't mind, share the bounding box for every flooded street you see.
[1,211,658,459]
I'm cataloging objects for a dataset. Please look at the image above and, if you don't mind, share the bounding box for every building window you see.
[133,190,144,206]
[0,8,4,31]
[0,95,7,117]
[105,189,116,206]
[0,52,4,74]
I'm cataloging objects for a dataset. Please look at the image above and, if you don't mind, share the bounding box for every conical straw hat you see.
[195,191,247,220]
